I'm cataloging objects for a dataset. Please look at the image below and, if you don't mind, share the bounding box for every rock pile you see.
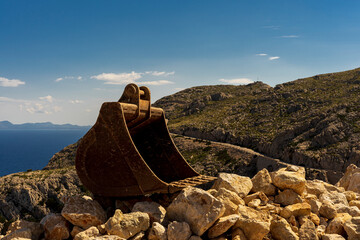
[2,164,360,240]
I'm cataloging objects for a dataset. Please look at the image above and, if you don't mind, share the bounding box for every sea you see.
[0,129,88,177]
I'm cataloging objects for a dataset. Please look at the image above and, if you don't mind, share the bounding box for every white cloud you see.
[55,77,63,82]
[280,35,299,38]
[70,99,84,104]
[137,80,174,85]
[26,103,50,114]
[256,53,268,56]
[269,56,280,60]
[0,97,24,102]
[39,95,54,103]
[92,71,175,85]
[219,78,254,85]
[53,106,62,112]
[77,76,82,80]
[0,77,25,87]
[145,71,175,77]
[91,71,142,85]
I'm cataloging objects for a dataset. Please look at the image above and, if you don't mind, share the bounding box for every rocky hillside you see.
[154,68,360,176]
[3,164,360,239]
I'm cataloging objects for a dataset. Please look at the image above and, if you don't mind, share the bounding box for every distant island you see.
[0,121,91,130]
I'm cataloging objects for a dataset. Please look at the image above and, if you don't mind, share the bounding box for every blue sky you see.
[1,0,360,125]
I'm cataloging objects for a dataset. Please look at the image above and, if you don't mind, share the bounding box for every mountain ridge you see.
[0,121,90,130]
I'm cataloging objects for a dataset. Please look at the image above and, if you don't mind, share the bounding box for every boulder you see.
[244,192,268,206]
[336,164,360,193]
[167,187,225,236]
[40,213,70,240]
[61,195,107,229]
[207,214,239,238]
[319,202,337,219]
[71,226,84,238]
[104,209,150,239]
[1,228,33,240]
[148,222,167,240]
[233,205,271,240]
[189,236,202,240]
[213,188,244,216]
[322,234,346,240]
[275,189,303,206]
[74,226,100,240]
[326,213,351,235]
[280,203,311,218]
[5,219,43,240]
[231,228,247,240]
[272,166,306,195]
[212,173,253,198]
[270,216,299,240]
[132,201,166,224]
[299,219,318,240]
[167,221,191,240]
[344,216,360,240]
[334,204,360,217]
[319,191,348,206]
[251,168,277,196]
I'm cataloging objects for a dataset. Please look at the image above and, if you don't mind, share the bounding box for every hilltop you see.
[154,68,360,176]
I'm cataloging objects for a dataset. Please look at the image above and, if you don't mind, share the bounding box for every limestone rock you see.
[40,213,70,240]
[105,209,150,239]
[299,219,318,240]
[148,222,167,240]
[167,221,191,240]
[132,201,166,224]
[270,216,299,240]
[272,166,306,195]
[280,203,311,218]
[214,188,244,216]
[244,192,268,206]
[306,197,322,215]
[71,226,84,238]
[1,228,32,240]
[275,189,303,206]
[212,173,253,198]
[61,195,107,229]
[326,213,351,235]
[130,231,145,240]
[337,164,360,193]
[319,191,348,206]
[334,204,360,217]
[251,168,276,196]
[5,219,43,240]
[234,205,271,240]
[319,202,337,219]
[322,234,346,240]
[74,226,100,240]
[167,187,225,236]
[344,216,360,240]
[231,228,247,240]
[207,214,239,238]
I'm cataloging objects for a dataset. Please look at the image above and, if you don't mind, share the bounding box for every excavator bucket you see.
[76,83,216,197]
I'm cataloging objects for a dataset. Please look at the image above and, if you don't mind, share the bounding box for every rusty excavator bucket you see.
[76,83,216,197]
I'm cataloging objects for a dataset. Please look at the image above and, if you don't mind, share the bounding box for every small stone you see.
[129,231,145,240]
[167,221,191,240]
[148,222,167,240]
[319,191,348,206]
[212,173,253,198]
[74,226,100,240]
[307,198,322,215]
[40,213,70,240]
[207,214,239,238]
[5,219,43,240]
[61,195,107,229]
[167,187,225,236]
[248,199,261,208]
[189,236,202,240]
[334,204,360,217]
[244,192,268,205]
[309,213,320,226]
[71,226,84,238]
[105,209,150,239]
[132,201,166,224]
